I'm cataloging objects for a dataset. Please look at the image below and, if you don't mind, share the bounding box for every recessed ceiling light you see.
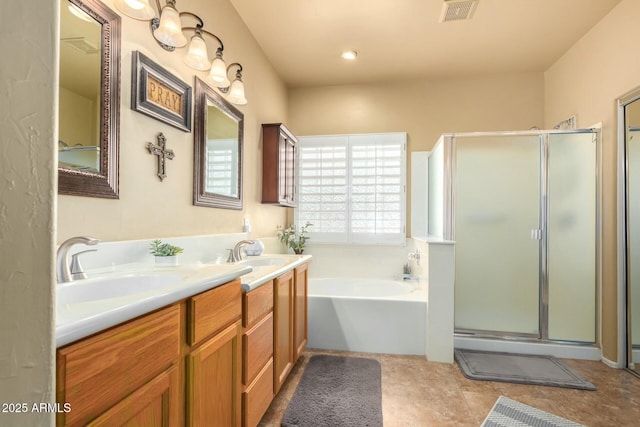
[341,49,358,60]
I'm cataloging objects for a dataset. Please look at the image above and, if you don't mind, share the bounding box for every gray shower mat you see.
[455,349,596,390]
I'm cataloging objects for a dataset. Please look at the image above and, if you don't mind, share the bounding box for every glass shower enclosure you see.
[428,130,599,343]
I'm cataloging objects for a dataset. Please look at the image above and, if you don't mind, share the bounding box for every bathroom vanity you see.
[55,254,310,427]
[241,261,308,425]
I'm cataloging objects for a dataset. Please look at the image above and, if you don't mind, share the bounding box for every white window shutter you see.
[296,133,406,245]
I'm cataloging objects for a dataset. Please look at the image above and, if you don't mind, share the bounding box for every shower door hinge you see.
[530,229,542,240]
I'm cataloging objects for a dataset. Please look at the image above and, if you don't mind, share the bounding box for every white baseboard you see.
[601,355,622,369]
[454,336,601,361]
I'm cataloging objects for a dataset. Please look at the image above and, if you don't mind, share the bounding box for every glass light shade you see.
[153,5,187,47]
[209,55,228,84]
[114,0,155,20]
[68,4,94,22]
[227,78,247,105]
[184,34,210,71]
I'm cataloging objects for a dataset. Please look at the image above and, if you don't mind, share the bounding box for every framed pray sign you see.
[131,50,192,132]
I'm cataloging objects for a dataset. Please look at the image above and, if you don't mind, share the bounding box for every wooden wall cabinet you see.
[261,123,297,207]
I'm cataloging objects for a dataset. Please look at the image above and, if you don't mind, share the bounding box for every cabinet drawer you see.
[243,311,273,385]
[242,358,274,427]
[243,281,273,328]
[189,279,241,346]
[57,305,181,426]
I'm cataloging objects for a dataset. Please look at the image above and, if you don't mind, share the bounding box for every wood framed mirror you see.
[193,77,244,210]
[58,0,120,198]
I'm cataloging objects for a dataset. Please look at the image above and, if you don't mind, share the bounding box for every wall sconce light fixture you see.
[219,63,247,105]
[114,0,247,104]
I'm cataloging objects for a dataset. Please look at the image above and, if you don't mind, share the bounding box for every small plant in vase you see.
[278,222,312,254]
[150,240,184,265]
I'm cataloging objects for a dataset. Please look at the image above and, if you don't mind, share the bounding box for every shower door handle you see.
[530,229,542,240]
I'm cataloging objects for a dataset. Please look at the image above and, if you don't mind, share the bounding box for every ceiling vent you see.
[439,0,478,23]
[62,37,99,54]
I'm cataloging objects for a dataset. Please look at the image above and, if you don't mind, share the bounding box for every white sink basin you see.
[57,273,183,305]
[240,257,287,267]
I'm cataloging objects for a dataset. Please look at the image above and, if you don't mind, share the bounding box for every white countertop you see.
[239,254,312,291]
[55,254,311,348]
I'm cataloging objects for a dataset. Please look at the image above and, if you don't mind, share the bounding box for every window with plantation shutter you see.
[296,132,406,245]
[205,139,238,196]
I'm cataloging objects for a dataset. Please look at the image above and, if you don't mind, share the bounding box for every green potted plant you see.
[278,222,312,254]
[150,240,184,265]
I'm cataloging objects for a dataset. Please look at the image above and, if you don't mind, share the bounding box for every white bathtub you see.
[307,278,427,355]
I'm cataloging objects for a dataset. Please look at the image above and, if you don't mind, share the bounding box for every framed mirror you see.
[193,77,244,209]
[58,0,120,198]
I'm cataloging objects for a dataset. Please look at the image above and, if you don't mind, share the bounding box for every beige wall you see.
[545,0,640,363]
[289,72,544,149]
[0,0,57,424]
[57,0,290,243]
[288,72,545,234]
[59,87,97,148]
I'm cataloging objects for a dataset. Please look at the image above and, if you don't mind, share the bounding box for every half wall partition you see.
[428,129,599,343]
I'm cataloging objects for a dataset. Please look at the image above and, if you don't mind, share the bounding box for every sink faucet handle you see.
[70,249,97,280]
[233,240,255,262]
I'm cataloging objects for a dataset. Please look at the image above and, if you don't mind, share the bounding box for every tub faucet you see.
[408,248,421,266]
[56,236,99,283]
[227,240,255,263]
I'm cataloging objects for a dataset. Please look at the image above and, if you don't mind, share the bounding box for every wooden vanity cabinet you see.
[238,262,312,426]
[186,279,242,427]
[261,123,297,207]
[241,280,275,427]
[56,305,182,426]
[293,263,308,362]
[86,365,180,427]
[273,270,294,394]
[56,279,243,427]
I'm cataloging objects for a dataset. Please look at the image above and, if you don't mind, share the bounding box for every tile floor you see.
[259,349,640,426]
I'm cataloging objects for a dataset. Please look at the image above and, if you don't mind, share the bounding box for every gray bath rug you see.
[481,396,585,427]
[455,349,596,391]
[281,354,383,427]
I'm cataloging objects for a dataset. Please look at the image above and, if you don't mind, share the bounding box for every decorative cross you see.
[146,133,175,181]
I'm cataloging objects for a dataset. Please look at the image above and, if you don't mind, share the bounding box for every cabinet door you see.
[293,263,308,362]
[87,365,180,427]
[273,270,294,394]
[284,134,295,205]
[187,321,242,427]
[262,123,297,207]
[278,132,288,205]
[56,305,181,426]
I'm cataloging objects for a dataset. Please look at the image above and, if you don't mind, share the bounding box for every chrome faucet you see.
[227,240,255,263]
[56,236,99,283]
